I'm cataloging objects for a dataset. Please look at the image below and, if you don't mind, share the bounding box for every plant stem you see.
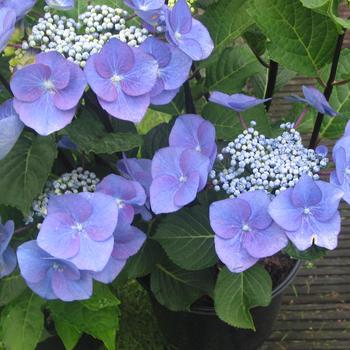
[309,31,345,149]
[0,73,12,96]
[264,60,278,112]
[294,107,309,129]
[237,112,248,129]
[184,80,196,114]
[251,49,270,69]
[14,224,35,235]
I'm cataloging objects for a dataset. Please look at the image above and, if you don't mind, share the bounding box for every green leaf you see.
[284,242,327,260]
[136,109,172,135]
[0,291,45,350]
[202,104,272,140]
[214,265,272,330]
[65,113,143,154]
[243,25,268,57]
[205,45,261,94]
[154,205,217,271]
[200,0,254,67]
[49,295,120,350]
[0,134,56,214]
[54,318,82,350]
[248,0,338,77]
[0,273,27,306]
[81,283,120,311]
[151,261,215,311]
[300,0,350,29]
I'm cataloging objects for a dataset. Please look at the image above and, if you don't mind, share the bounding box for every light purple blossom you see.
[287,86,337,117]
[209,91,271,112]
[37,192,118,272]
[0,7,16,53]
[141,37,192,105]
[84,38,158,123]
[331,146,350,205]
[0,218,16,278]
[1,0,36,20]
[165,0,213,61]
[124,0,165,26]
[315,145,328,157]
[169,114,217,167]
[210,191,288,273]
[11,51,86,135]
[17,240,92,301]
[96,174,146,223]
[150,146,210,214]
[45,0,75,10]
[269,174,343,251]
[0,99,24,160]
[93,209,146,283]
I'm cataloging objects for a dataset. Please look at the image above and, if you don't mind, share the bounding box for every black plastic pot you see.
[149,260,302,350]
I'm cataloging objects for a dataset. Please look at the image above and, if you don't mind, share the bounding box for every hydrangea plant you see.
[1,0,350,348]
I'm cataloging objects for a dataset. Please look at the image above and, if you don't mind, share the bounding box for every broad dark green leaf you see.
[54,319,82,350]
[0,274,27,306]
[214,265,272,330]
[248,0,338,77]
[0,134,56,214]
[205,45,261,94]
[243,25,268,57]
[81,283,120,311]
[284,243,327,260]
[150,261,215,311]
[136,109,172,135]
[0,291,45,350]
[154,205,217,271]
[200,0,254,67]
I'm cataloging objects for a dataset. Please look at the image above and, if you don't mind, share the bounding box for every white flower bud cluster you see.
[22,5,150,67]
[26,167,100,224]
[210,121,328,198]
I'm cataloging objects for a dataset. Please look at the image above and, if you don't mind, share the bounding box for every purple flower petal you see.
[315,145,328,157]
[140,37,171,68]
[0,7,16,53]
[169,0,192,34]
[291,174,322,208]
[152,147,184,179]
[151,88,179,105]
[93,256,126,284]
[174,172,200,206]
[209,198,251,239]
[302,86,337,117]
[0,246,17,278]
[214,235,258,273]
[3,0,36,19]
[334,147,346,185]
[0,218,15,256]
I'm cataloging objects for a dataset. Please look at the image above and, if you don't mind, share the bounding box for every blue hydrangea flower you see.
[210,191,288,273]
[331,146,350,205]
[93,210,146,283]
[17,240,93,301]
[96,174,146,222]
[315,144,328,157]
[0,218,16,278]
[124,0,165,26]
[0,7,16,53]
[287,86,337,117]
[117,157,153,220]
[165,0,213,61]
[0,99,24,160]
[11,51,86,136]
[169,114,217,167]
[333,120,350,156]
[37,192,118,272]
[1,0,36,20]
[84,38,158,123]
[269,174,343,251]
[150,146,210,214]
[209,91,271,112]
[141,37,192,105]
[45,0,75,10]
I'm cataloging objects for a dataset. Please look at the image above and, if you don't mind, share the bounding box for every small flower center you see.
[71,222,84,236]
[345,168,350,176]
[179,175,187,183]
[52,262,64,272]
[43,79,55,92]
[175,31,182,40]
[303,208,311,215]
[156,68,162,78]
[111,74,123,83]
[195,145,202,152]
[139,4,148,10]
[116,198,125,208]
[242,224,250,232]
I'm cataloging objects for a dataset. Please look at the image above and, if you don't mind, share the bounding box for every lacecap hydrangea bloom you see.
[210,191,288,273]
[269,174,343,251]
[45,0,75,10]
[0,99,24,160]
[17,240,92,301]
[85,38,158,123]
[11,51,86,135]
[165,0,213,61]
[37,192,118,272]
[124,0,165,26]
[0,7,16,53]
[141,37,192,105]
[0,218,17,278]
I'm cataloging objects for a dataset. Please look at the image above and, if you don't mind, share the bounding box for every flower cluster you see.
[23,5,150,68]
[150,114,216,214]
[210,122,328,197]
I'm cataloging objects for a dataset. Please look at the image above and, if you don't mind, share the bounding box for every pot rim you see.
[190,258,302,315]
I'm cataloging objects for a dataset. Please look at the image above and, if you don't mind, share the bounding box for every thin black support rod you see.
[264,60,278,112]
[184,80,196,114]
[0,73,12,96]
[309,31,345,149]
